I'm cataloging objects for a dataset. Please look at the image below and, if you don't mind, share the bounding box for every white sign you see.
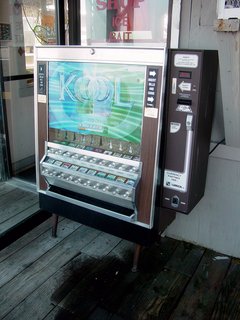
[217,0,240,19]
[174,54,198,68]
[176,105,192,113]
[170,122,181,133]
[144,108,158,118]
[38,94,46,103]
[164,169,188,192]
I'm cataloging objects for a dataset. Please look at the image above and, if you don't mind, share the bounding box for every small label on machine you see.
[164,170,188,192]
[174,54,199,68]
[144,108,158,118]
[38,94,46,103]
[176,105,192,113]
[170,122,181,133]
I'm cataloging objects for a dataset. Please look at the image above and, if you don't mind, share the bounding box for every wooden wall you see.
[165,0,240,258]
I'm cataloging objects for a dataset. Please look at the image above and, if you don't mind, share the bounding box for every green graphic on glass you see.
[48,62,146,144]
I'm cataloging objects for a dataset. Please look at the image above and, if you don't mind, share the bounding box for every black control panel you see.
[162,49,218,214]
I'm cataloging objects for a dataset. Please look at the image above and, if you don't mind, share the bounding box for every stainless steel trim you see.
[34,54,40,190]
[47,141,141,167]
[35,46,165,66]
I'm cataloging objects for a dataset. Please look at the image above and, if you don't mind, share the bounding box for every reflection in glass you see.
[81,0,169,47]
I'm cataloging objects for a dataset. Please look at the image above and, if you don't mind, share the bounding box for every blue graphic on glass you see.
[48,61,145,143]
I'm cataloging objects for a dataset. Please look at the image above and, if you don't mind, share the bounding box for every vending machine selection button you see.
[70,164,79,171]
[125,179,135,186]
[96,172,107,178]
[61,162,72,169]
[63,151,71,157]
[46,158,55,164]
[87,169,97,176]
[106,174,117,181]
[71,153,79,159]
[54,161,63,167]
[79,167,88,173]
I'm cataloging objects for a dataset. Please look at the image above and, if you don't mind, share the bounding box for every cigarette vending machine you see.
[35,46,174,245]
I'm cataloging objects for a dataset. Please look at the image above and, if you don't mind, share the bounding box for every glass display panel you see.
[81,0,169,46]
[48,61,146,157]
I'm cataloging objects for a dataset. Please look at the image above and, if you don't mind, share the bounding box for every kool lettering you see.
[59,72,131,108]
[96,0,144,11]
[59,73,112,102]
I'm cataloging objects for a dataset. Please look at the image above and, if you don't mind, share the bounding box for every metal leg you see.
[52,213,59,237]
[132,244,142,272]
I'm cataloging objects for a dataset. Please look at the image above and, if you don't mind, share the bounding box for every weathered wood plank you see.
[56,255,130,318]
[132,270,189,320]
[0,188,31,208]
[200,0,217,27]
[116,242,205,320]
[0,219,82,288]
[0,217,63,263]
[165,241,205,276]
[216,31,240,147]
[3,252,96,320]
[43,306,68,320]
[5,235,130,320]
[0,225,101,318]
[169,250,231,319]
[0,202,40,237]
[100,237,179,316]
[88,307,125,320]
[109,239,135,261]
[50,238,137,319]
[0,183,16,196]
[210,259,240,320]
[81,231,122,258]
[0,191,38,224]
[46,307,76,319]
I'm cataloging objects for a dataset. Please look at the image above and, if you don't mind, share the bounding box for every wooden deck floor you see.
[0,181,40,239]
[0,216,240,320]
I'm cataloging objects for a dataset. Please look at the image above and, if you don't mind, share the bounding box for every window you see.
[81,0,169,47]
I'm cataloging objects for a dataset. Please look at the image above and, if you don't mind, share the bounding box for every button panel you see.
[40,142,142,209]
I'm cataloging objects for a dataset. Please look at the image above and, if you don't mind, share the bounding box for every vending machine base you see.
[39,192,175,247]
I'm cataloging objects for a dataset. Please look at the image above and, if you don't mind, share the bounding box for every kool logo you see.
[59,73,114,103]
[59,72,132,109]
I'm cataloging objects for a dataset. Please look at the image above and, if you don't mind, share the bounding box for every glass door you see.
[0,58,11,182]
[0,0,57,183]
